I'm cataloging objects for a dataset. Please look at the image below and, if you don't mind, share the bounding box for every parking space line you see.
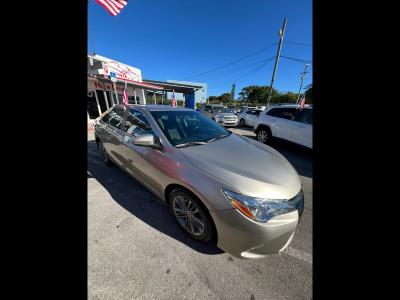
[283,247,312,264]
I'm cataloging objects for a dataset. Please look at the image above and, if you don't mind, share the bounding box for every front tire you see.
[169,188,214,242]
[239,119,245,127]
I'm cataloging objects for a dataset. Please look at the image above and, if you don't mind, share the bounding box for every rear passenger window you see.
[267,108,296,120]
[123,109,155,136]
[266,108,279,117]
[102,106,125,129]
[294,109,313,124]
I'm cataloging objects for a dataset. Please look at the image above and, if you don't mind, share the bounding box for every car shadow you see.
[88,140,224,256]
[269,139,313,179]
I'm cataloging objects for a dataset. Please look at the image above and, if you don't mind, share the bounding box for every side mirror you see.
[132,134,163,150]
[133,134,155,147]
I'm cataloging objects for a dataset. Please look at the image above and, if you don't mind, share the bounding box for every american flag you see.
[298,94,306,110]
[96,0,128,16]
[122,82,128,109]
[171,91,177,107]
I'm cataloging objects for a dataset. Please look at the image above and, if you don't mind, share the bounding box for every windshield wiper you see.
[175,141,208,148]
[176,132,231,148]
[206,132,231,143]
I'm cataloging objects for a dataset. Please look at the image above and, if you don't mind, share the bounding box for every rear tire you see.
[169,188,214,242]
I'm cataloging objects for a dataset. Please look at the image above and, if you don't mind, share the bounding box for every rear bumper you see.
[210,199,303,259]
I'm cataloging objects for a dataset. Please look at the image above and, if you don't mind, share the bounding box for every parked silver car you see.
[94,105,304,259]
[201,105,238,127]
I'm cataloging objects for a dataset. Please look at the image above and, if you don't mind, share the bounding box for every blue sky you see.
[88,0,312,97]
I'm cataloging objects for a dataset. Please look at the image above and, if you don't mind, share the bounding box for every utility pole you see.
[266,18,287,107]
[296,64,309,103]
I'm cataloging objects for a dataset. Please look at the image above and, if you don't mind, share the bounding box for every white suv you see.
[253,105,312,149]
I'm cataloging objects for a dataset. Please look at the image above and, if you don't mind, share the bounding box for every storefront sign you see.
[94,80,125,93]
[102,60,142,82]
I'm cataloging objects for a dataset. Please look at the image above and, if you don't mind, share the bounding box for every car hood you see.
[179,134,301,200]
[215,112,237,117]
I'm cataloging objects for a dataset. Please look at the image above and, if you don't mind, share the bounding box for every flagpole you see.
[122,81,128,109]
[113,82,119,105]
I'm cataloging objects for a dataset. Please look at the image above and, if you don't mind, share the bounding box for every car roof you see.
[127,104,195,112]
[267,104,312,109]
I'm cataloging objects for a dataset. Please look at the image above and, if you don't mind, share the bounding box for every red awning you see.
[88,75,164,90]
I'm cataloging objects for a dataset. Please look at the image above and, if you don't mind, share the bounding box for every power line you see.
[284,41,312,47]
[183,42,278,80]
[209,57,275,89]
[208,56,275,92]
[193,56,276,81]
[280,55,312,64]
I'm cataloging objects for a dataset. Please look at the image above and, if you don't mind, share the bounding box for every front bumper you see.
[210,194,303,259]
[217,119,238,127]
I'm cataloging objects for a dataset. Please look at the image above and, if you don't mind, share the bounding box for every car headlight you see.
[222,189,303,222]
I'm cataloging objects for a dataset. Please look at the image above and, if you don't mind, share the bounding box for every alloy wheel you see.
[257,130,268,143]
[172,195,205,236]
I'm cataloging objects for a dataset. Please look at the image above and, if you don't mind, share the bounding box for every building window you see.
[87,92,100,119]
[95,90,111,112]
[128,96,139,104]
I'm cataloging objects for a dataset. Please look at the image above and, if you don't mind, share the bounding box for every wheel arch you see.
[165,183,218,243]
[255,123,272,136]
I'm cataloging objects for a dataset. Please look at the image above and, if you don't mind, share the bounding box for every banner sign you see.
[102,60,142,82]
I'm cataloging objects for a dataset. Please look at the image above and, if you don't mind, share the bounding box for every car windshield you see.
[213,107,231,113]
[150,110,230,147]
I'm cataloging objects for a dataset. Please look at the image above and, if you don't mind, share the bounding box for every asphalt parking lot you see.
[88,126,312,300]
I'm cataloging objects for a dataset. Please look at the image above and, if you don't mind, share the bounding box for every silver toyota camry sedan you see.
[94,104,304,259]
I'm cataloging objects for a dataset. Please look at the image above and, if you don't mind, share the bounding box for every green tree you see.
[239,85,279,104]
[231,83,236,101]
[219,93,233,104]
[207,96,220,104]
[276,91,299,103]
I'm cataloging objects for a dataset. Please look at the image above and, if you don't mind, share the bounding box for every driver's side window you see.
[123,109,155,137]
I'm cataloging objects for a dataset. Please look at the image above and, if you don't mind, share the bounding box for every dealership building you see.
[87,54,204,123]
